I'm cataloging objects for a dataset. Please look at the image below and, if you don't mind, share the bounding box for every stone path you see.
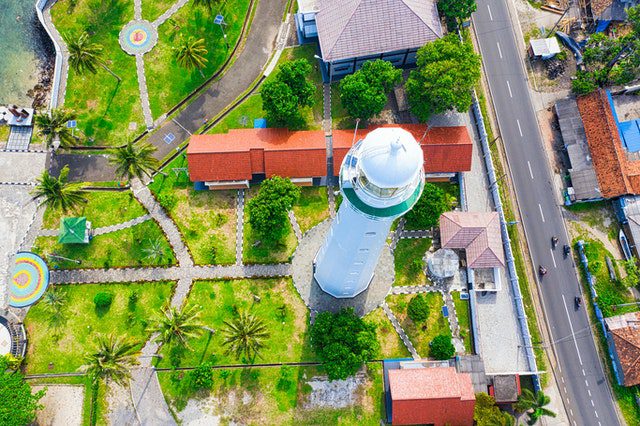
[390,285,437,295]
[133,0,142,20]
[129,367,177,426]
[41,1,69,107]
[443,291,466,355]
[170,277,194,308]
[400,229,431,239]
[288,210,303,240]
[235,189,244,266]
[390,218,405,251]
[135,55,154,129]
[39,214,152,237]
[327,186,336,218]
[381,302,419,359]
[153,0,189,27]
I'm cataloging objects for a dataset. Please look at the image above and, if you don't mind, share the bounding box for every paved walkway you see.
[129,367,176,426]
[381,302,419,359]
[153,0,189,27]
[135,54,154,128]
[288,210,303,240]
[41,1,69,107]
[39,214,152,237]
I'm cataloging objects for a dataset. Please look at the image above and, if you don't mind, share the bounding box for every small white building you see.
[529,37,561,60]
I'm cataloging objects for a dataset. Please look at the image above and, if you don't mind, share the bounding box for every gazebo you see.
[58,217,91,244]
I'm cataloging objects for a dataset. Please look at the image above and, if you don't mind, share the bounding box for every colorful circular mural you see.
[9,252,50,308]
[119,20,158,55]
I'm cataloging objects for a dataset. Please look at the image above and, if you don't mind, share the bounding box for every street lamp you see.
[314,54,332,82]
[214,14,229,50]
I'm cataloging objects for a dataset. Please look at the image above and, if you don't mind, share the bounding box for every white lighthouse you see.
[314,127,425,298]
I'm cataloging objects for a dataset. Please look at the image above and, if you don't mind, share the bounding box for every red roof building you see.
[388,367,475,426]
[187,124,472,189]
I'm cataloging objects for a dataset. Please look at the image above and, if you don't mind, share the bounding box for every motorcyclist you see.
[552,236,559,248]
[563,244,570,257]
[539,265,547,276]
[575,296,582,307]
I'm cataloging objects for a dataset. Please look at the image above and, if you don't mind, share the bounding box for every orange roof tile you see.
[439,211,505,268]
[388,367,475,401]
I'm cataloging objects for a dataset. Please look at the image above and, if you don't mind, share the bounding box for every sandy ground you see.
[32,385,84,426]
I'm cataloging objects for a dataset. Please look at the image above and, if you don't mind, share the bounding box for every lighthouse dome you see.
[358,127,424,189]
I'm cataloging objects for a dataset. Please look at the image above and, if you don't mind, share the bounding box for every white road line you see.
[550,249,557,268]
[561,376,565,383]
[538,204,545,222]
[487,4,493,20]
[585,379,589,386]
[591,400,595,407]
[595,411,599,418]
[507,80,513,98]
[588,389,592,397]
[517,119,523,137]
[527,161,534,179]
[573,421,577,426]
[582,368,586,376]
[569,408,574,416]
[563,386,567,393]
[497,42,503,59]
[562,294,584,365]
[172,118,192,135]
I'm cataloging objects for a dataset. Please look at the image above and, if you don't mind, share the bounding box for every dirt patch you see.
[86,99,98,109]
[301,373,367,409]
[32,384,84,426]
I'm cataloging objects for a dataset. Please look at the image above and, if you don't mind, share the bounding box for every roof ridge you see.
[399,0,441,39]
[324,0,362,61]
[600,90,633,194]
[613,327,640,349]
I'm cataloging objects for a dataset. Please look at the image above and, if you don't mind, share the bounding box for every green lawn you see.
[149,156,237,265]
[41,190,147,230]
[331,84,358,130]
[393,238,431,287]
[292,187,330,234]
[364,308,410,359]
[158,364,384,424]
[142,0,176,22]
[24,281,175,374]
[206,94,264,134]
[51,0,143,145]
[387,292,451,358]
[451,291,473,353]
[0,125,9,142]
[156,278,314,368]
[146,0,252,118]
[33,220,175,269]
[404,181,459,230]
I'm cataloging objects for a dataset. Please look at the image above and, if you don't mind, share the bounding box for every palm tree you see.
[514,389,557,425]
[80,334,140,385]
[222,310,270,361]
[108,141,159,181]
[149,304,204,348]
[34,108,78,148]
[31,165,87,213]
[143,238,165,262]
[66,32,121,82]
[174,36,208,76]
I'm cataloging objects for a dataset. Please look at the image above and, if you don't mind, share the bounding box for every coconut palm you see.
[34,108,78,148]
[222,310,270,361]
[514,389,557,425]
[31,165,87,213]
[108,141,159,181]
[66,32,121,81]
[42,287,68,313]
[80,334,140,385]
[149,304,204,348]
[143,238,166,262]
[174,37,208,76]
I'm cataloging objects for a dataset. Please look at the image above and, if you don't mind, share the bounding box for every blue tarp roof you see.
[607,90,640,153]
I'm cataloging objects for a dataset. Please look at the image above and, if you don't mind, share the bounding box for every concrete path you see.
[381,302,419,359]
[327,186,336,218]
[129,367,176,426]
[390,218,405,251]
[443,291,465,355]
[400,229,431,239]
[135,55,154,129]
[390,285,438,295]
[153,0,189,27]
[288,210,303,240]
[235,189,244,266]
[41,1,69,107]
[39,214,152,237]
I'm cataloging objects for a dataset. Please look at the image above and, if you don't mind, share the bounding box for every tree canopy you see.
[406,34,481,122]
[31,165,88,213]
[247,176,300,242]
[514,389,556,425]
[339,59,402,121]
[261,59,315,127]
[429,334,455,360]
[0,356,45,426]
[404,182,449,229]
[310,308,379,380]
[438,0,477,23]
[474,392,514,426]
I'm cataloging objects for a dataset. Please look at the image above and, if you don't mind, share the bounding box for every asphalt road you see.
[472,1,620,424]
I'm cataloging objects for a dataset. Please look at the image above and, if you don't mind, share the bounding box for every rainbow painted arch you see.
[9,252,49,308]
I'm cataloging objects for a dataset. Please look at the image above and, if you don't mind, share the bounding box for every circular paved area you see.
[119,20,158,55]
[0,320,10,356]
[292,220,394,316]
[9,252,49,308]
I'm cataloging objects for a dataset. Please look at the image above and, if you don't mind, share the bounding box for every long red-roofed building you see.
[187,124,472,189]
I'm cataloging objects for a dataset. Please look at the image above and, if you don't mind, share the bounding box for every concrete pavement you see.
[473,1,620,424]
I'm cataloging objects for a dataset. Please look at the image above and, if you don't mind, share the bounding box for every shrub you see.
[407,294,430,322]
[169,345,186,368]
[410,258,425,275]
[276,366,293,391]
[158,193,177,211]
[404,183,448,229]
[209,242,218,264]
[430,334,455,360]
[93,292,113,309]
[128,291,139,312]
[189,362,214,390]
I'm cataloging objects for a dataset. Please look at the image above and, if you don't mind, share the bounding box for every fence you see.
[35,0,64,110]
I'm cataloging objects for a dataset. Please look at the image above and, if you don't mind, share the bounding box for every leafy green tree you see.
[174,36,209,76]
[34,108,78,148]
[514,389,557,425]
[261,59,316,127]
[0,356,45,426]
[404,183,448,229]
[80,334,140,385]
[407,294,430,322]
[109,141,159,181]
[310,308,379,380]
[438,0,477,23]
[31,165,87,213]
[66,32,121,81]
[406,34,481,122]
[571,71,598,95]
[149,304,204,348]
[622,258,640,287]
[189,361,215,389]
[429,334,455,360]
[222,310,270,361]
[277,59,315,108]
[339,60,402,121]
[247,176,300,241]
[474,392,514,426]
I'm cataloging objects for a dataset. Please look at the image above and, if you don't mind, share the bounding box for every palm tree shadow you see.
[101,79,122,120]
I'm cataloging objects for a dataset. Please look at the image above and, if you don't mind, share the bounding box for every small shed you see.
[529,37,561,60]
[427,248,459,279]
[58,217,91,244]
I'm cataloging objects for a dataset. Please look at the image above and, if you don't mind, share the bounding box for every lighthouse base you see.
[292,220,393,316]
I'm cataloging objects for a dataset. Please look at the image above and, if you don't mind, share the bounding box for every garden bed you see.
[292,187,330,234]
[393,238,431,287]
[364,308,410,359]
[451,291,473,353]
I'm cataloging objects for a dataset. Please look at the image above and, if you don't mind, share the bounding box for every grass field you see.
[33,220,175,269]
[364,308,410,359]
[393,238,431,287]
[23,281,175,374]
[206,94,264,134]
[451,291,473,353]
[41,190,147,230]
[292,187,330,233]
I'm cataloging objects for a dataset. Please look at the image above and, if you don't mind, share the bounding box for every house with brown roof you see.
[294,0,442,81]
[187,124,472,190]
[605,311,640,387]
[387,366,475,426]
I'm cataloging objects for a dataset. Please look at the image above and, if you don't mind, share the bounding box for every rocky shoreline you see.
[26,9,56,109]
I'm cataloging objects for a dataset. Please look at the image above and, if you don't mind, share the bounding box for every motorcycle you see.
[575,296,582,308]
[563,245,570,258]
[552,236,558,249]
[539,265,547,276]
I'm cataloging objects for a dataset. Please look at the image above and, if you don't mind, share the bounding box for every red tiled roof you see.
[605,312,640,386]
[187,124,472,183]
[576,90,640,198]
[388,367,475,426]
[439,211,505,269]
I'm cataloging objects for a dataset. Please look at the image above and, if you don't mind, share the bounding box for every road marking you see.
[569,408,574,417]
[527,161,534,179]
[582,368,586,376]
[591,400,595,407]
[585,379,589,386]
[507,80,513,98]
[172,118,192,135]
[487,4,493,20]
[550,249,557,267]
[561,376,565,383]
[538,203,545,222]
[497,42,503,58]
[563,386,567,393]
[517,119,523,137]
[562,294,583,365]
[595,411,599,418]
[588,389,592,397]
